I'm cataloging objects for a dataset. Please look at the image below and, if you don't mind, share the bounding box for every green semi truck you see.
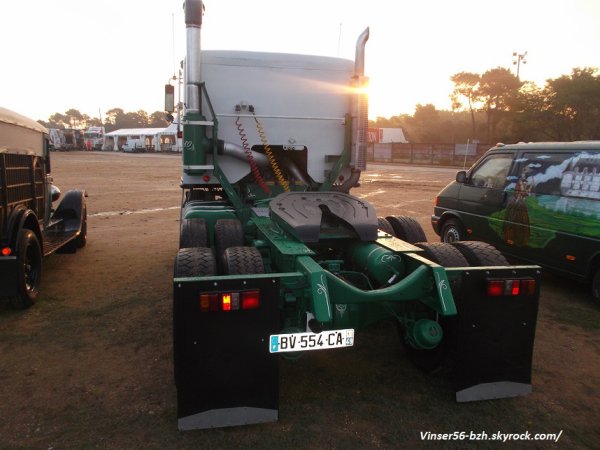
[172,0,541,430]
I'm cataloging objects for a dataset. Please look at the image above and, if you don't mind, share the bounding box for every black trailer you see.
[0,107,87,308]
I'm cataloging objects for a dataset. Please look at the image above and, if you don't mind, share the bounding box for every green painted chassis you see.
[178,92,540,337]
[177,202,541,334]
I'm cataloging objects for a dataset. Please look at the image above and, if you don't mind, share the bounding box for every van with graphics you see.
[432,142,600,304]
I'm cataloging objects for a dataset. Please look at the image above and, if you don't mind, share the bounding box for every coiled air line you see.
[235,116,271,194]
[253,113,290,192]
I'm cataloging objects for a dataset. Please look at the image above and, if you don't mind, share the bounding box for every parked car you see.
[432,142,600,304]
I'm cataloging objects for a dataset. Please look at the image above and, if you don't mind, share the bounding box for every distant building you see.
[103,118,182,152]
[368,127,407,144]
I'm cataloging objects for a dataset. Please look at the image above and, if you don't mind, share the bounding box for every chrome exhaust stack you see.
[185,0,203,113]
[333,27,369,193]
[351,27,369,173]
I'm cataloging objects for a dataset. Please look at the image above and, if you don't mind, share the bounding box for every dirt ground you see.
[1,151,599,448]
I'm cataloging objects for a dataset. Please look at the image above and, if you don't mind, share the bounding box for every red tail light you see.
[242,290,260,309]
[222,293,232,311]
[199,290,259,312]
[200,293,219,312]
[487,280,504,297]
[221,292,240,311]
[1,247,11,256]
[487,278,536,297]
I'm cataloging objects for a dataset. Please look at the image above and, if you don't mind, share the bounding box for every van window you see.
[470,154,513,189]
[516,151,600,198]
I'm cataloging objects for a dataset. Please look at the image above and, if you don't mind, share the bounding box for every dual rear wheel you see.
[175,218,264,277]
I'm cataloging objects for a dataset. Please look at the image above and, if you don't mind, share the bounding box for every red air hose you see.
[235,117,271,194]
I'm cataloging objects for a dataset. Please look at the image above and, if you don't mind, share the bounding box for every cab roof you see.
[0,107,47,134]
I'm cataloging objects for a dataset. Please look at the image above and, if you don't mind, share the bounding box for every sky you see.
[2,0,600,122]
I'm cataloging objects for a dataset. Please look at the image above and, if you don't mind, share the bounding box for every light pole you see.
[512,51,527,80]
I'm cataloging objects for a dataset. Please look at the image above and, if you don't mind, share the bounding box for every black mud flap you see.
[173,276,280,430]
[451,267,540,402]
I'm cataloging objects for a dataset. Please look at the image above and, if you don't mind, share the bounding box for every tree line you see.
[38,108,169,132]
[39,66,600,144]
[371,66,600,144]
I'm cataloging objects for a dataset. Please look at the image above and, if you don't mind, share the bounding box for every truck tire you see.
[377,217,395,236]
[10,229,42,309]
[222,246,265,275]
[414,242,469,267]
[179,218,208,248]
[214,219,244,270]
[451,241,508,266]
[440,218,466,243]
[386,215,427,243]
[174,247,216,277]
[401,242,466,373]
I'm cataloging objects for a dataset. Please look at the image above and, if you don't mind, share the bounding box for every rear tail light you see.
[242,290,260,310]
[1,247,11,256]
[487,278,536,297]
[200,293,219,312]
[199,290,259,312]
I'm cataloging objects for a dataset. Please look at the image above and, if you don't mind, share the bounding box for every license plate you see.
[269,329,354,353]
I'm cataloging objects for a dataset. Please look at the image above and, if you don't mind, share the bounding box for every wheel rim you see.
[444,227,460,243]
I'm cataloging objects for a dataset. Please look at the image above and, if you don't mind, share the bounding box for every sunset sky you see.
[2,0,599,122]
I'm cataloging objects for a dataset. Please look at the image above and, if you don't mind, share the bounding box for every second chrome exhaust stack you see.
[352,28,370,173]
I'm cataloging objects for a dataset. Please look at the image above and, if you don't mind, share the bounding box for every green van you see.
[431,142,600,303]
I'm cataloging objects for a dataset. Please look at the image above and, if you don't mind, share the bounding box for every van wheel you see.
[10,230,42,309]
[592,267,600,306]
[441,218,466,243]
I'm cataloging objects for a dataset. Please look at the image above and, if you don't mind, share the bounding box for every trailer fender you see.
[51,189,86,233]
[7,206,42,250]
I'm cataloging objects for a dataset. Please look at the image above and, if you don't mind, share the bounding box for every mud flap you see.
[451,267,540,402]
[173,276,280,430]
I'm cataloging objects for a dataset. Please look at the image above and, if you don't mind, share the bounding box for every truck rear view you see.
[172,0,540,430]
